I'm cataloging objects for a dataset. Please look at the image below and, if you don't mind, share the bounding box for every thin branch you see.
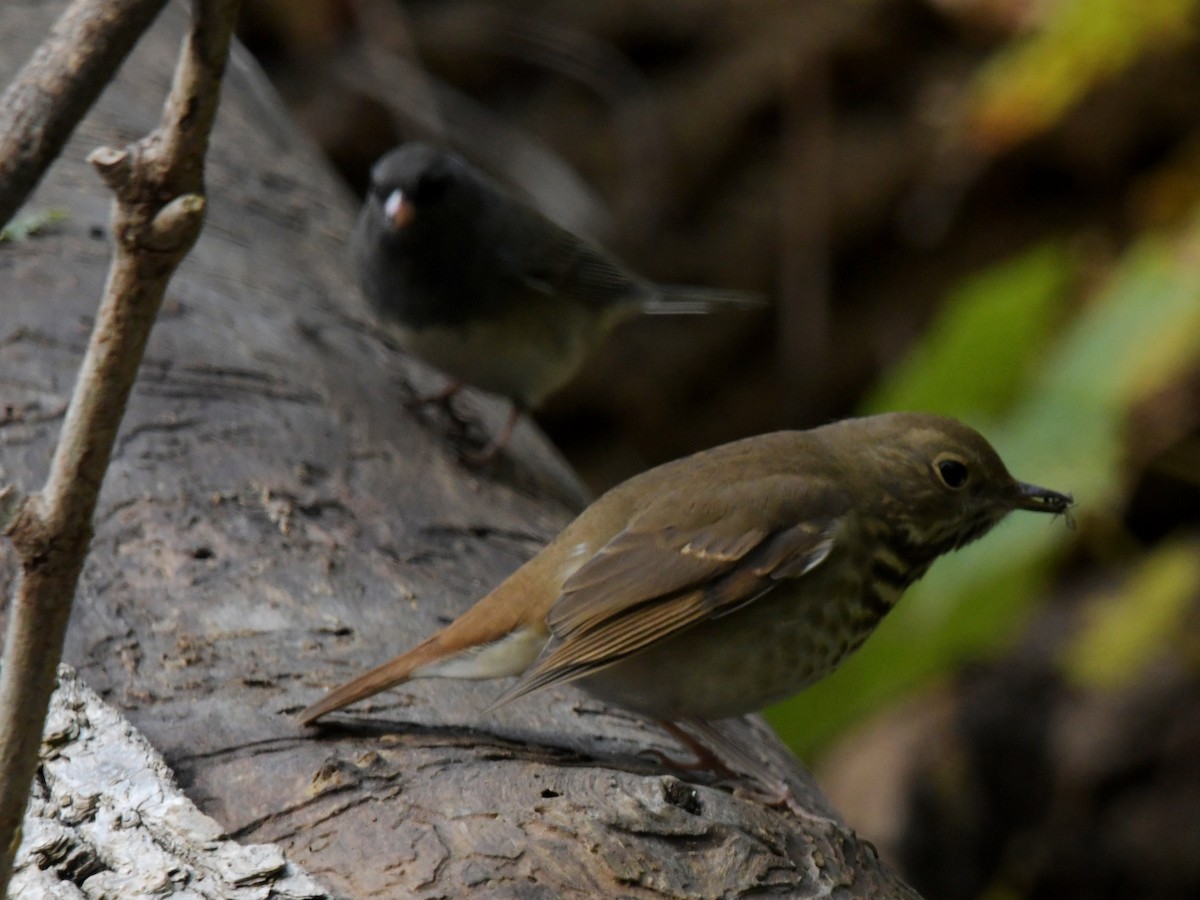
[0,1,241,894]
[0,0,170,229]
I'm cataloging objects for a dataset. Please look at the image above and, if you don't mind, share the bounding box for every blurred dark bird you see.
[302,412,1073,802]
[353,142,763,461]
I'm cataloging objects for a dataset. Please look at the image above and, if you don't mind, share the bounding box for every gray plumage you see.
[353,142,762,408]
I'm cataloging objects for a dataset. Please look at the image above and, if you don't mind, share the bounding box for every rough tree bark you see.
[12,665,328,898]
[0,2,921,896]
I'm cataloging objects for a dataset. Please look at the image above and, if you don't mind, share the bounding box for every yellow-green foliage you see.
[1063,540,1200,689]
[970,0,1198,149]
[868,243,1070,419]
[0,208,68,242]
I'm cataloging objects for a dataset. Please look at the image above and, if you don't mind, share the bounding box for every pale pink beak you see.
[383,189,415,230]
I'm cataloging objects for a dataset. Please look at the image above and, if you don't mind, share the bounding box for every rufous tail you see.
[299,560,551,724]
[299,635,444,724]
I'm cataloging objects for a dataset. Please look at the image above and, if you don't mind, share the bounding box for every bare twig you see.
[0,1,241,893]
[0,0,170,229]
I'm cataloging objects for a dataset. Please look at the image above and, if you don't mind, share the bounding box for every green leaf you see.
[970,0,1199,150]
[865,242,1071,418]
[0,208,69,242]
[1062,540,1200,689]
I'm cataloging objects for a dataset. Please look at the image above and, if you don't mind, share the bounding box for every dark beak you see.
[383,189,415,231]
[1012,480,1074,515]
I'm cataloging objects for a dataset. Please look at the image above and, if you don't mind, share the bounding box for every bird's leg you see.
[651,719,842,825]
[460,402,523,466]
[403,380,523,465]
[650,720,736,772]
[404,379,480,444]
[405,379,466,419]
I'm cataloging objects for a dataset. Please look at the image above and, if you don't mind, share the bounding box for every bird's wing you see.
[498,206,644,308]
[515,224,765,314]
[494,479,843,704]
[497,201,764,313]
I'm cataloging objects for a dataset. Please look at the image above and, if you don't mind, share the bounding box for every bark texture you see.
[0,2,921,896]
[12,665,328,899]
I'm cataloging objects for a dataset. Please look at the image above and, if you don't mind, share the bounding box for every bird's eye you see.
[935,457,970,489]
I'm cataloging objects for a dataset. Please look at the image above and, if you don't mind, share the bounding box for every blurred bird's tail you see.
[642,285,767,315]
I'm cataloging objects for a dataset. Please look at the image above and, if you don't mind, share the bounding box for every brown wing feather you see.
[493,590,711,705]
[494,515,839,706]
[548,521,770,636]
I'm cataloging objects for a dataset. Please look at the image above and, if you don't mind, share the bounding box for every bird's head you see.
[363,142,480,245]
[831,413,1074,560]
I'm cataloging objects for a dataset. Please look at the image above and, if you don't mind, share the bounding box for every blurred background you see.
[237,1,1200,897]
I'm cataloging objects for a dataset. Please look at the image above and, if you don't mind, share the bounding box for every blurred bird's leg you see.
[461,403,523,465]
[405,378,465,413]
[404,378,476,440]
[402,377,523,465]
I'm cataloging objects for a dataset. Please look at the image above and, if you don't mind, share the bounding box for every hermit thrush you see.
[301,413,1072,727]
[353,142,762,459]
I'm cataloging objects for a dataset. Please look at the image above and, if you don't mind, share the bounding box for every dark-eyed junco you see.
[302,412,1072,797]
[353,142,763,460]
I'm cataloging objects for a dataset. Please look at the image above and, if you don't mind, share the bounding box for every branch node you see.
[148,193,205,249]
[87,145,132,190]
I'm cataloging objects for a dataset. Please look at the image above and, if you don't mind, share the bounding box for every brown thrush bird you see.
[353,142,762,460]
[301,413,1072,742]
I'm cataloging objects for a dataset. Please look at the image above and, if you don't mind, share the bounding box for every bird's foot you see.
[404,379,466,422]
[456,403,522,466]
[403,382,521,465]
